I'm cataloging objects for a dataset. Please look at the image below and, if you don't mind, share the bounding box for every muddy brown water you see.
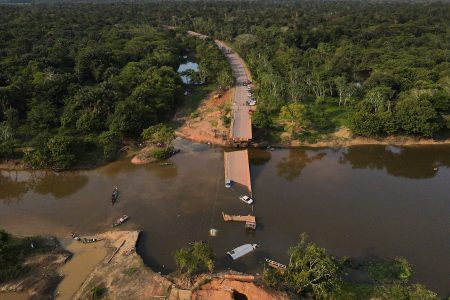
[1,140,449,296]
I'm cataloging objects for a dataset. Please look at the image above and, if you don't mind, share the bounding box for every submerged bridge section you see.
[224,150,252,195]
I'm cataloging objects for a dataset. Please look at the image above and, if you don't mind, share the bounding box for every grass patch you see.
[368,257,412,283]
[323,105,350,127]
[123,267,138,276]
[182,83,216,113]
[90,284,107,299]
[331,282,375,300]
[0,230,57,282]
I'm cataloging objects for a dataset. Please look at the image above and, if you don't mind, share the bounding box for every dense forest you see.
[0,4,232,168]
[160,0,450,141]
[1,0,449,168]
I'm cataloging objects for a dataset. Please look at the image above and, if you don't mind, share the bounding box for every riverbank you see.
[0,235,71,300]
[273,127,450,148]
[57,230,288,299]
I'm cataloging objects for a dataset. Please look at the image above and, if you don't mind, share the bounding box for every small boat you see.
[159,162,172,166]
[265,258,287,270]
[227,244,259,260]
[82,237,103,244]
[71,232,81,241]
[112,215,129,227]
[111,186,119,205]
[239,195,254,205]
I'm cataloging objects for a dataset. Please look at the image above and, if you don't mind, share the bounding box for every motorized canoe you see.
[111,186,119,205]
[112,215,129,227]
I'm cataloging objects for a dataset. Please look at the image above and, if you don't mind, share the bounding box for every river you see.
[0,140,449,295]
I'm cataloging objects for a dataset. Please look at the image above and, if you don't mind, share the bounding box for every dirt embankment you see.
[176,88,234,146]
[279,127,450,148]
[0,230,287,299]
[193,276,287,300]
[72,231,173,299]
[130,146,160,165]
[60,230,287,300]
[0,237,71,300]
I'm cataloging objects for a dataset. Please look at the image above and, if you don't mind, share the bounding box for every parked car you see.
[225,180,232,188]
[239,195,254,204]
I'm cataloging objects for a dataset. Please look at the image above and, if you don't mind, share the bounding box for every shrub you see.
[369,257,412,284]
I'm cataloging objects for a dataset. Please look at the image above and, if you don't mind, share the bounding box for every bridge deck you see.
[224,150,252,195]
[222,212,256,223]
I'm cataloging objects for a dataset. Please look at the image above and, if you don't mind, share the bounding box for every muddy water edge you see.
[0,140,449,296]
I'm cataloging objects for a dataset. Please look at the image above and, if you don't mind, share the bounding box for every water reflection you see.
[0,170,88,201]
[177,61,199,84]
[249,149,272,166]
[0,171,28,201]
[143,163,178,179]
[339,145,450,179]
[29,172,89,199]
[277,149,326,180]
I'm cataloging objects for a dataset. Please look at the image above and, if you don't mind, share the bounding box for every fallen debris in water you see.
[222,212,256,230]
[227,244,259,260]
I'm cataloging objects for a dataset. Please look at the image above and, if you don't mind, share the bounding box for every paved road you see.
[215,41,253,142]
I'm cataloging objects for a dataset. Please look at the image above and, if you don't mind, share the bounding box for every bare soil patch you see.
[193,277,288,300]
[176,88,234,146]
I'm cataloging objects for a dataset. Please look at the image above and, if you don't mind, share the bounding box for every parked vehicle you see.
[225,179,232,188]
[239,195,254,204]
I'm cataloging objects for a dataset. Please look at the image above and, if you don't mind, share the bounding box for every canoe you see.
[111,187,119,204]
[112,215,129,227]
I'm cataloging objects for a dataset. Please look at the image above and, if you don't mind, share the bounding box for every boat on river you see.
[265,258,287,270]
[111,186,119,205]
[112,215,129,227]
[227,243,259,260]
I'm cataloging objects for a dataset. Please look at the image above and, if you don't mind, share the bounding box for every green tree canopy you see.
[173,242,215,279]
